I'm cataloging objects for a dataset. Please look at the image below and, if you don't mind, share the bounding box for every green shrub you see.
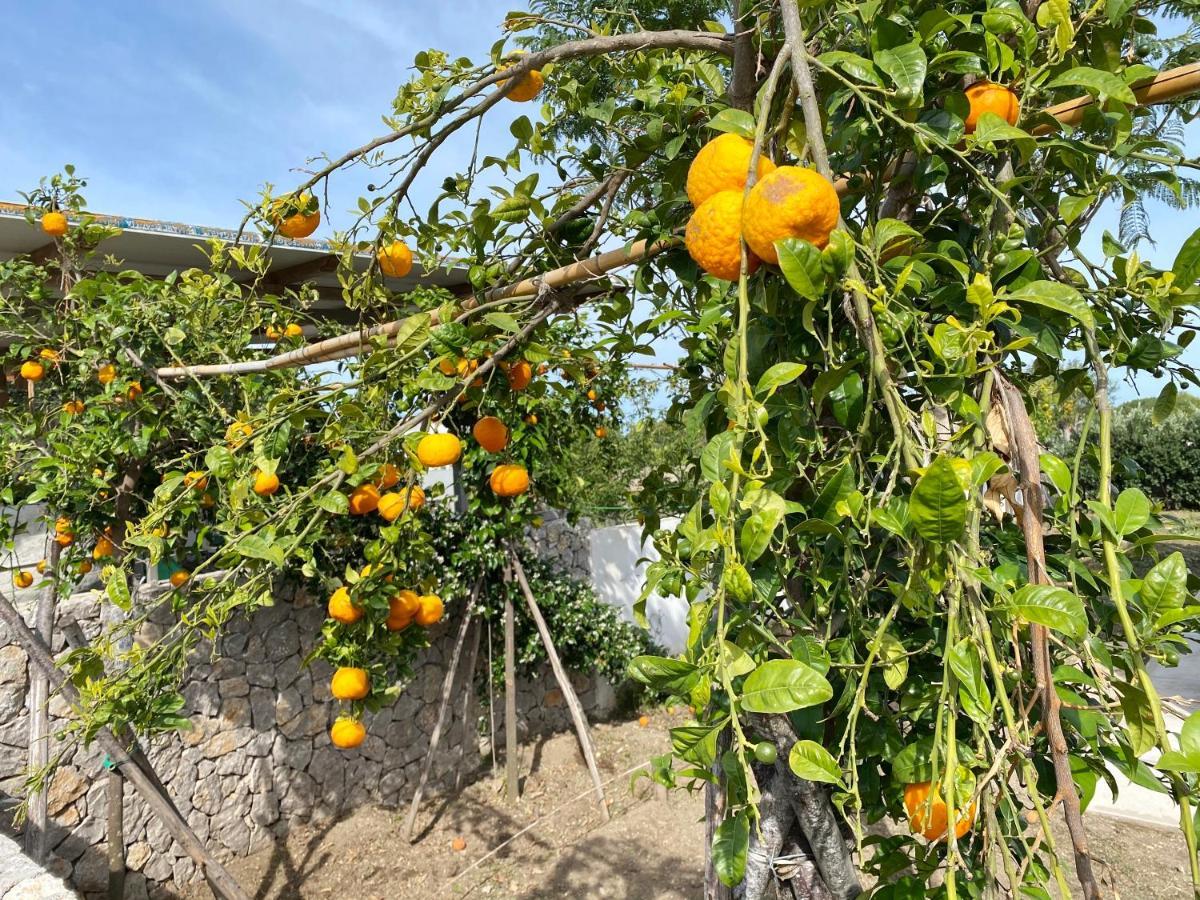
[1082,402,1200,510]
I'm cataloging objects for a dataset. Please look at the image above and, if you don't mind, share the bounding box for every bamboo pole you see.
[403,581,479,842]
[507,547,609,822]
[23,539,60,861]
[0,595,250,900]
[502,563,520,805]
[1034,60,1200,134]
[147,63,1200,382]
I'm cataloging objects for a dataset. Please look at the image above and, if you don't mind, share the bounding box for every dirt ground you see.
[178,710,1195,899]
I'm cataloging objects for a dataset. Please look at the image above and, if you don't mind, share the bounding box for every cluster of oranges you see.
[683,81,1019,282]
[683,132,839,281]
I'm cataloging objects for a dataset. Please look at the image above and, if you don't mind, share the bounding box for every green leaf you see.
[776,238,826,300]
[1119,681,1157,756]
[700,431,737,483]
[1140,552,1188,617]
[713,811,749,887]
[1172,227,1200,289]
[1040,453,1072,495]
[755,363,807,398]
[671,721,723,766]
[788,740,843,785]
[910,456,968,544]
[875,42,928,97]
[1009,584,1087,639]
[740,659,833,713]
[1153,381,1179,425]
[629,655,702,694]
[818,51,882,86]
[204,446,235,478]
[971,112,1032,143]
[879,632,909,689]
[1047,66,1137,105]
[706,108,756,139]
[337,445,359,475]
[484,312,520,332]
[237,534,286,568]
[1005,281,1094,328]
[1113,488,1151,536]
[1157,711,1200,773]
[720,641,756,678]
[891,736,976,784]
[317,491,350,515]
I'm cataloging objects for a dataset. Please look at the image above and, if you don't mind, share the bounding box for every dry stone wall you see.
[0,576,613,898]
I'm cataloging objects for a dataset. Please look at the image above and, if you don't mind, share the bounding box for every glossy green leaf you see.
[1009,584,1087,639]
[740,659,833,713]
[788,740,843,785]
[910,456,968,544]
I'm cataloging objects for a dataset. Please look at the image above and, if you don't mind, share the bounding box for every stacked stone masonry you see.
[0,577,612,898]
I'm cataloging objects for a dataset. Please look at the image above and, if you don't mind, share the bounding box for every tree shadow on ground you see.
[244,813,345,900]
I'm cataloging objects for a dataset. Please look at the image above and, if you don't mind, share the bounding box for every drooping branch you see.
[992,372,1101,900]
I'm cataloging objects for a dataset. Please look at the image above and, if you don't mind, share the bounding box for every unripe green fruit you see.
[754,741,778,764]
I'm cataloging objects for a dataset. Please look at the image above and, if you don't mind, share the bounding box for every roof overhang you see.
[0,202,469,326]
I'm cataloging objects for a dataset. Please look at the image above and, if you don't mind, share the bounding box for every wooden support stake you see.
[106,770,125,900]
[23,538,60,861]
[454,617,482,794]
[0,593,250,900]
[404,580,480,841]
[502,564,520,805]
[507,547,609,822]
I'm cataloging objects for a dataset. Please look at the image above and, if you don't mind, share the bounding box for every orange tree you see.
[8,0,1200,896]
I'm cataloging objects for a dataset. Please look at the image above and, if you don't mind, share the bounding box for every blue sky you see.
[1,1,1195,402]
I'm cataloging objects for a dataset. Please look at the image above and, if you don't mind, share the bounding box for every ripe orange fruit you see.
[637,715,650,728]
[743,166,840,265]
[964,81,1020,134]
[686,133,776,207]
[39,348,60,363]
[92,536,115,560]
[225,421,253,447]
[55,516,71,533]
[253,471,281,496]
[685,190,758,282]
[387,589,421,630]
[451,836,467,852]
[55,530,75,547]
[265,324,283,341]
[97,364,116,385]
[524,413,538,425]
[14,571,33,589]
[330,717,366,749]
[349,483,381,516]
[41,211,68,237]
[378,241,413,278]
[903,780,977,841]
[416,433,462,468]
[331,667,370,701]
[328,587,362,625]
[183,470,208,490]
[586,389,597,401]
[374,463,401,490]
[20,361,45,382]
[505,68,544,102]
[200,492,216,509]
[489,464,530,497]
[126,381,143,401]
[284,323,304,338]
[507,360,532,392]
[169,570,190,588]
[595,426,608,439]
[62,400,85,415]
[77,560,93,575]
[35,560,47,574]
[378,486,424,522]
[415,593,444,627]
[472,416,509,453]
[277,211,320,239]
